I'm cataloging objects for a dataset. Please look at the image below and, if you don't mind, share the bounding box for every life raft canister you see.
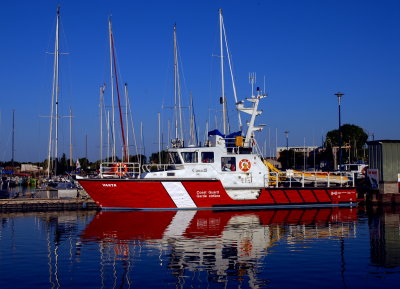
[239,159,251,172]
[112,163,128,176]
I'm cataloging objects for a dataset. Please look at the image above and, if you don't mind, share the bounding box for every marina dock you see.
[0,198,99,212]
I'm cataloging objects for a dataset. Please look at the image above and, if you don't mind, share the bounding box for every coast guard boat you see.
[77,10,358,210]
[77,88,358,210]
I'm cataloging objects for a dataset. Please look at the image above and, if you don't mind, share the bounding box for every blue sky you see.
[1,0,399,162]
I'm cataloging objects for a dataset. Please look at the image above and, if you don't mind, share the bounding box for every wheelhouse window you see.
[221,157,236,171]
[169,152,182,164]
[181,152,198,163]
[201,152,214,163]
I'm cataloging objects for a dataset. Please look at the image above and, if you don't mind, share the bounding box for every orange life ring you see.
[112,163,128,176]
[239,159,251,172]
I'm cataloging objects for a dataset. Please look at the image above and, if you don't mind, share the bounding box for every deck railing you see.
[99,162,141,178]
[268,171,355,188]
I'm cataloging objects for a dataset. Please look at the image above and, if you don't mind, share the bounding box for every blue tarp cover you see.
[208,130,242,138]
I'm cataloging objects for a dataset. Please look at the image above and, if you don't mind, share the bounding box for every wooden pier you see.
[0,198,99,212]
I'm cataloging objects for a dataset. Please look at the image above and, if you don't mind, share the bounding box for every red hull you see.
[78,178,358,210]
[81,208,358,242]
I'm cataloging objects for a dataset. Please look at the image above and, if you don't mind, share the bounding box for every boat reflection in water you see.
[80,208,358,287]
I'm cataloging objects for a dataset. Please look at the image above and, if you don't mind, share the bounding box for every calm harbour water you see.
[0,206,399,288]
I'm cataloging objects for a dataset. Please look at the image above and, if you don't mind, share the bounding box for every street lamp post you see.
[284,131,289,168]
[335,92,344,171]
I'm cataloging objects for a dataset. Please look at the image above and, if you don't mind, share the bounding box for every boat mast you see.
[108,18,116,162]
[173,24,184,144]
[54,6,60,175]
[158,112,161,163]
[99,84,105,163]
[221,17,242,131]
[107,110,110,162]
[111,33,128,162]
[189,93,198,146]
[140,121,146,163]
[11,109,15,167]
[109,18,128,162]
[219,9,228,135]
[47,6,61,177]
[124,83,129,159]
[140,121,144,163]
[69,107,73,167]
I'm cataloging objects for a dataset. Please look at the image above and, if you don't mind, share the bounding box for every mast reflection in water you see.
[1,207,400,288]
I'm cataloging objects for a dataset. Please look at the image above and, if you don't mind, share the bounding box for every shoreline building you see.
[367,140,400,194]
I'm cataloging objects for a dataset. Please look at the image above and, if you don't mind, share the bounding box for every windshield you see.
[169,152,182,164]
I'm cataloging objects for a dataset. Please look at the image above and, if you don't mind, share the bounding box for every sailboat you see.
[77,10,359,210]
[38,6,78,199]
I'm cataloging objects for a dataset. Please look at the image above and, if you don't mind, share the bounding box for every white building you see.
[276,146,319,159]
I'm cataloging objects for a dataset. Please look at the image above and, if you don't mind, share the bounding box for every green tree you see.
[129,154,147,165]
[325,124,368,164]
[78,157,90,170]
[58,153,67,174]
[278,149,306,169]
[149,150,169,164]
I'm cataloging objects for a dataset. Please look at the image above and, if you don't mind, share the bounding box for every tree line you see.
[2,123,369,174]
[278,124,369,170]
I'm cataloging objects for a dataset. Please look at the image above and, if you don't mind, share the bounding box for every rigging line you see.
[173,25,179,140]
[190,94,199,145]
[126,87,139,157]
[108,18,116,162]
[47,6,61,177]
[222,20,242,132]
[176,40,189,105]
[161,26,174,130]
[208,13,221,131]
[58,12,73,110]
[173,25,184,141]
[124,84,129,158]
[111,33,128,162]
[176,39,190,140]
[219,9,228,135]
[177,59,184,141]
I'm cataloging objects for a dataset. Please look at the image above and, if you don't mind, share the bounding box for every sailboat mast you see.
[107,111,110,162]
[173,24,180,140]
[47,6,60,177]
[110,31,128,162]
[222,20,242,131]
[99,85,105,163]
[108,18,116,162]
[54,6,60,175]
[140,121,144,163]
[124,83,129,159]
[11,109,15,167]
[219,9,228,135]
[189,93,198,146]
[69,108,73,167]
[158,112,161,163]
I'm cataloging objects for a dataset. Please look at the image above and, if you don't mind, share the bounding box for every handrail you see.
[100,162,141,179]
[268,171,353,188]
